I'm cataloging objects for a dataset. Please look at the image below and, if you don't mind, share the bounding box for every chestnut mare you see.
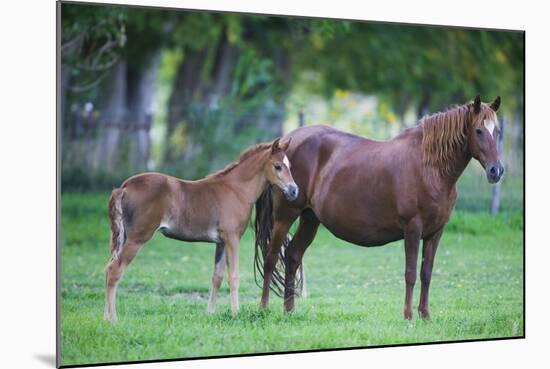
[255,96,503,320]
[104,138,299,321]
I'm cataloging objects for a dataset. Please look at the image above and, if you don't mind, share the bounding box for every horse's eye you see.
[274,164,282,171]
[475,128,483,135]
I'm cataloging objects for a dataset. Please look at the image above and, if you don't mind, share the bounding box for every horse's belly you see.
[323,221,403,247]
[158,225,219,243]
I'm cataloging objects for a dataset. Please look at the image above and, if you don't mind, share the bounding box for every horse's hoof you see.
[418,311,431,320]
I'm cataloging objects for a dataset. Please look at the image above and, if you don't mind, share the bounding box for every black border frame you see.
[56,1,526,367]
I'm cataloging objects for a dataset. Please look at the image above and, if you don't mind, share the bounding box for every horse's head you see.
[266,137,299,201]
[467,95,504,184]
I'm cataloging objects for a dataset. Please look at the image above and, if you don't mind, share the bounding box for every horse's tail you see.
[253,187,304,297]
[108,188,126,261]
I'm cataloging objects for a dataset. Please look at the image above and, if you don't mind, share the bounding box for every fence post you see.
[491,117,505,215]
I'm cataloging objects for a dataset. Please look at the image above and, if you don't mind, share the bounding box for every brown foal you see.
[255,96,503,319]
[104,138,298,321]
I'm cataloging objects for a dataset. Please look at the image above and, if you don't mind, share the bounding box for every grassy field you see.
[59,192,524,366]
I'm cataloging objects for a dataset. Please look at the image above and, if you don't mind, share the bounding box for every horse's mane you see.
[207,142,272,178]
[420,101,497,174]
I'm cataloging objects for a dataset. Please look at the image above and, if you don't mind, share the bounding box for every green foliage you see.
[163,94,281,180]
[61,4,524,197]
[294,22,523,117]
[454,164,523,212]
[60,193,523,365]
[61,3,127,96]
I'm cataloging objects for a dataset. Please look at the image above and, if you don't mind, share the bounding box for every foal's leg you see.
[207,242,226,314]
[260,218,293,308]
[104,240,144,321]
[223,236,241,315]
[403,218,422,320]
[418,228,443,320]
[284,210,320,312]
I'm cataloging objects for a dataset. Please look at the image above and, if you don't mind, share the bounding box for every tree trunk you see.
[60,65,71,130]
[417,91,431,120]
[126,51,161,172]
[207,32,239,108]
[264,47,291,137]
[99,60,127,174]
[164,48,208,164]
[397,92,409,127]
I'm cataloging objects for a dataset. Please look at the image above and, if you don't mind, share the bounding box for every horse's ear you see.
[490,96,501,112]
[271,137,281,154]
[472,94,481,114]
[280,137,292,152]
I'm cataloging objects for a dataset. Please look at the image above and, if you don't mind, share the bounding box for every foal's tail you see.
[108,188,126,261]
[254,187,304,297]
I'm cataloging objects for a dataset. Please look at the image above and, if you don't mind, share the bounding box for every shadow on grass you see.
[33,353,56,367]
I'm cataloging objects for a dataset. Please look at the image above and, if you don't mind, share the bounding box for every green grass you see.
[59,192,524,366]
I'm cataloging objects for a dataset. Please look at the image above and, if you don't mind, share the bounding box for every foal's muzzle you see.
[282,183,299,201]
[486,161,504,184]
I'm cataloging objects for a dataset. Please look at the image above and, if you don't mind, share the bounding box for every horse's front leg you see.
[207,242,226,314]
[418,228,444,320]
[283,210,319,312]
[403,218,422,320]
[224,236,241,315]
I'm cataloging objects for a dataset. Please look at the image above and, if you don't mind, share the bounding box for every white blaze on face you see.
[484,119,496,136]
[283,155,290,169]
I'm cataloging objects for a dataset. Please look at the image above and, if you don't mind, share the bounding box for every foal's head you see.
[265,138,299,201]
[467,95,504,183]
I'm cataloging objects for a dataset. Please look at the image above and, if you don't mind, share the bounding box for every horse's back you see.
[284,125,423,246]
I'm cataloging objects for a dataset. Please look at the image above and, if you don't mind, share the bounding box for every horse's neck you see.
[415,125,472,189]
[433,144,472,188]
[224,152,269,204]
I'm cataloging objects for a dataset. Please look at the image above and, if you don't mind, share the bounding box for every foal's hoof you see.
[104,315,117,323]
[403,310,413,320]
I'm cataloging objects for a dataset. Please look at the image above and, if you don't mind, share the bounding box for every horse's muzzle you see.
[487,162,504,184]
[283,184,299,201]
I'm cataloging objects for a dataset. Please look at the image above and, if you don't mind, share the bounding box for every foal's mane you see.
[420,101,497,174]
[207,142,272,178]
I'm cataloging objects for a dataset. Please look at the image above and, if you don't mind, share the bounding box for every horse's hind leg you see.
[418,228,443,320]
[104,240,144,321]
[207,242,226,314]
[260,218,294,308]
[284,209,320,312]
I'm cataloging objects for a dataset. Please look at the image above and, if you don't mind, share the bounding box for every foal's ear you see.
[490,96,501,112]
[271,137,281,154]
[280,137,292,152]
[472,94,481,114]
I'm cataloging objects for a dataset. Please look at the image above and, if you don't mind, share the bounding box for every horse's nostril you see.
[490,166,497,175]
[288,185,298,199]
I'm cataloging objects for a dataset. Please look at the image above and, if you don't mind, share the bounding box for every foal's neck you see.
[225,151,270,204]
